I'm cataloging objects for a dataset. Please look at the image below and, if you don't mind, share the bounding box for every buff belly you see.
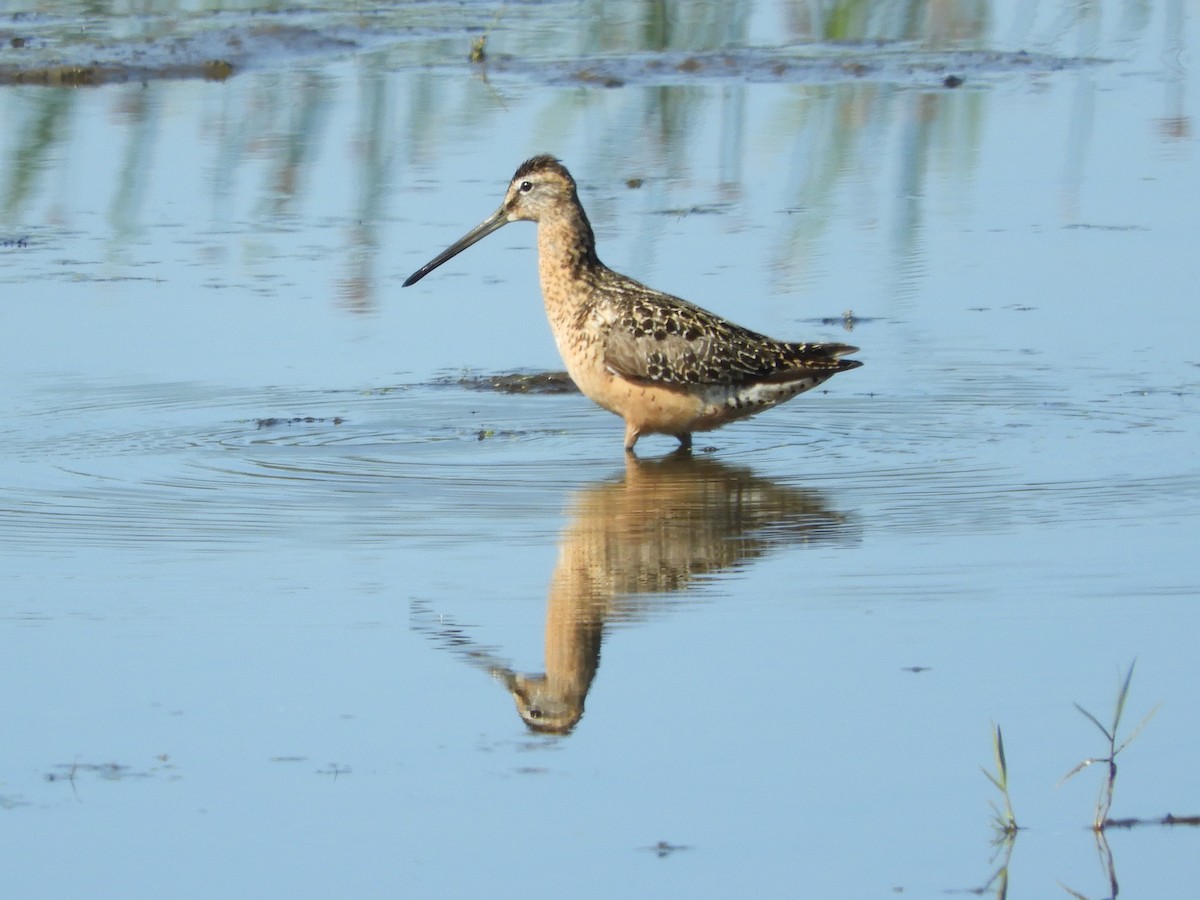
[574,366,832,437]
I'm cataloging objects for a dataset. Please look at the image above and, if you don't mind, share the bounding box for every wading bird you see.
[403,155,861,452]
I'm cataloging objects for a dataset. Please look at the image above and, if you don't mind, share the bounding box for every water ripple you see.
[2,369,1196,551]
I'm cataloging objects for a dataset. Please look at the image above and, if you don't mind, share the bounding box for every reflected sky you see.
[2,1,1199,898]
[3,0,1191,320]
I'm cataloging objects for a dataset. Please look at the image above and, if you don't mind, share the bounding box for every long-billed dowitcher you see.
[403,155,861,452]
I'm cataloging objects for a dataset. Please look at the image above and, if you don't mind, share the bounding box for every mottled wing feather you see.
[600,284,858,388]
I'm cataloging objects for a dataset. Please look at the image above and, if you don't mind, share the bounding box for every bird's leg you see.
[675,432,693,452]
[623,422,641,453]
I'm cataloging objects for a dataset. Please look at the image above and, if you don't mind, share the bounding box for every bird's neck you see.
[536,197,603,316]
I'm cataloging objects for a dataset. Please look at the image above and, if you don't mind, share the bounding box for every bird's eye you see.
[518,181,533,193]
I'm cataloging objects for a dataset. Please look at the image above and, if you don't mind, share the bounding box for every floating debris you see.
[449,371,579,395]
[255,416,345,429]
[0,24,360,86]
[45,760,156,784]
[477,47,1105,89]
[816,310,872,332]
[203,59,234,81]
[469,35,487,64]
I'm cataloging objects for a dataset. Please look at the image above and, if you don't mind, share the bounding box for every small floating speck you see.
[643,840,690,858]
[203,59,234,81]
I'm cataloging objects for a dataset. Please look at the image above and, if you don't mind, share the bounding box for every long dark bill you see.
[401,207,509,287]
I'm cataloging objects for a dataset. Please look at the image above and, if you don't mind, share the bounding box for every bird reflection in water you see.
[410,452,857,735]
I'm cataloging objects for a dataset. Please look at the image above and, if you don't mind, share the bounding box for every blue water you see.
[3,1,1199,897]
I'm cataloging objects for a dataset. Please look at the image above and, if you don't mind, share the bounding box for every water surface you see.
[2,1,1199,896]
